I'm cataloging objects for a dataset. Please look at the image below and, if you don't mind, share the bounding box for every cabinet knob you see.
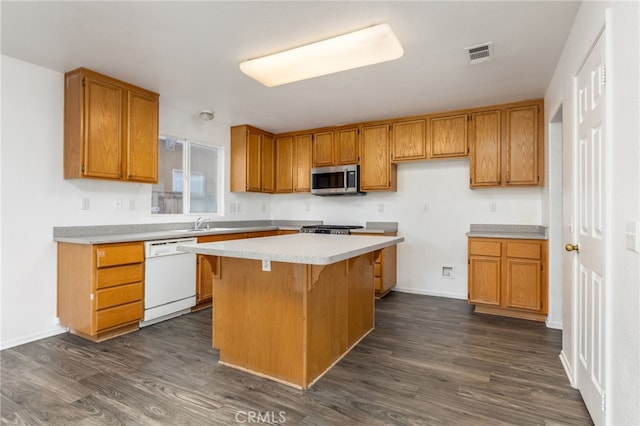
[564,243,580,253]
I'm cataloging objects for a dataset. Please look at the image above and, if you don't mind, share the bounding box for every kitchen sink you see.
[169,227,239,233]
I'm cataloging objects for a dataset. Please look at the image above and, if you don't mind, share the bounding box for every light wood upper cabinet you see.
[261,134,275,193]
[360,124,397,191]
[312,131,334,167]
[64,68,159,183]
[470,110,501,187]
[231,125,271,192]
[468,237,547,322]
[312,127,359,167]
[335,127,359,165]
[470,101,543,188]
[506,105,540,186]
[391,119,426,162]
[126,89,159,182]
[429,114,468,159]
[275,136,293,193]
[293,134,312,192]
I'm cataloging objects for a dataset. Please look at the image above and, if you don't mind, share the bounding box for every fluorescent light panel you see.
[240,23,404,87]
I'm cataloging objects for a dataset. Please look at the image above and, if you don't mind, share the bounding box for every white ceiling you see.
[1,1,580,134]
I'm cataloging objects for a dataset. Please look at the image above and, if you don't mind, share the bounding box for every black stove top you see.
[300,225,364,235]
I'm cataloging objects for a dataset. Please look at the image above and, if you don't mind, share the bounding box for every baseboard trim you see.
[392,287,467,300]
[546,319,563,330]
[0,325,68,351]
[559,350,577,388]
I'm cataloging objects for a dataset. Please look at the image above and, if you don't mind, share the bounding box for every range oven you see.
[300,225,364,235]
[311,165,364,196]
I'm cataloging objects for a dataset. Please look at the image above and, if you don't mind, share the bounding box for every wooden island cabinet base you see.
[213,253,374,389]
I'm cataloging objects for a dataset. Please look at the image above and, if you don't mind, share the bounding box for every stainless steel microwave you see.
[311,165,364,196]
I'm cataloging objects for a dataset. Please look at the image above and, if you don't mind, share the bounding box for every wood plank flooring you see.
[1,293,592,425]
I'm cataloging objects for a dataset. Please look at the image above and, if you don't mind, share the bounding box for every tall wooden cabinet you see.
[468,237,547,321]
[64,68,159,183]
[360,124,397,191]
[57,241,144,341]
[231,125,274,192]
[293,134,312,192]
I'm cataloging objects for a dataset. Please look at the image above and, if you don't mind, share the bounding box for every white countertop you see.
[177,233,404,265]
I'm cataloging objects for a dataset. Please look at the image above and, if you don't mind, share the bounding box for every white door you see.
[566,30,607,425]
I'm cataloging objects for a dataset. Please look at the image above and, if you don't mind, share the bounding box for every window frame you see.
[152,135,225,217]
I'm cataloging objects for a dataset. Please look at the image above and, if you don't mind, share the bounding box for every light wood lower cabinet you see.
[359,231,397,298]
[57,241,144,341]
[467,237,547,321]
[194,230,281,310]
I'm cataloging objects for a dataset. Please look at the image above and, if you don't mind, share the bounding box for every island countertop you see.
[178,233,404,265]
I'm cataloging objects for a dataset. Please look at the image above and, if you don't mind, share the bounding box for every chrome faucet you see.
[194,216,211,230]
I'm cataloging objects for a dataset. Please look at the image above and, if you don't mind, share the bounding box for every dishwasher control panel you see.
[144,238,198,258]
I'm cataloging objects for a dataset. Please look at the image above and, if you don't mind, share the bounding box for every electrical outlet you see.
[378,203,384,213]
[424,203,430,213]
[490,202,497,213]
[262,259,271,271]
[81,198,90,210]
[114,198,122,210]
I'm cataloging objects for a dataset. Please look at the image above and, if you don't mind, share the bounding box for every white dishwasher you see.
[141,237,197,327]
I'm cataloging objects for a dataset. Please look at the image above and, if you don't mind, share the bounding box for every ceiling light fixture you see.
[239,23,404,87]
[198,110,215,121]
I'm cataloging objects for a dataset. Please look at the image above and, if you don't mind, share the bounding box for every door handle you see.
[565,243,580,253]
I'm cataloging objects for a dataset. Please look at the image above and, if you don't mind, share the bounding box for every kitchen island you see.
[178,233,404,389]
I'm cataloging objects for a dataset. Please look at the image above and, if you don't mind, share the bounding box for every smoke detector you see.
[198,110,215,121]
[465,42,494,64]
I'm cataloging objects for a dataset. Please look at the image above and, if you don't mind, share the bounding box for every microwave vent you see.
[465,42,493,64]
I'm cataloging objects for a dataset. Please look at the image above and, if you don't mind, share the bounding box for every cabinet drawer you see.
[95,242,143,268]
[469,240,502,257]
[96,282,143,310]
[96,301,143,331]
[374,263,381,277]
[374,277,382,291]
[506,241,541,259]
[96,263,143,289]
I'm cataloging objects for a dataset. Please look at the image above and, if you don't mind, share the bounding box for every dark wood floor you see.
[1,293,592,425]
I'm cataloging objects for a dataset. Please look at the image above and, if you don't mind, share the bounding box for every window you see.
[152,136,222,215]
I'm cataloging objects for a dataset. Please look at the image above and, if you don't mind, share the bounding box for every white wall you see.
[544,1,640,424]
[0,56,268,349]
[271,159,543,300]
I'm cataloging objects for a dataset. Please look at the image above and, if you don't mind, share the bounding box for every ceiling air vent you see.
[465,42,493,64]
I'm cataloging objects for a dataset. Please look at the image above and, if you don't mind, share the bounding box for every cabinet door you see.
[197,255,215,303]
[246,129,263,192]
[470,110,501,187]
[360,124,394,191]
[312,131,334,167]
[83,77,123,179]
[430,114,468,158]
[126,89,158,183]
[506,105,539,185]
[275,136,293,193]
[468,256,501,305]
[261,134,275,193]
[504,258,541,311]
[293,134,312,192]
[391,119,426,161]
[335,127,359,165]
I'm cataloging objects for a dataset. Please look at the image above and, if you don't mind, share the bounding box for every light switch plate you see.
[626,220,639,253]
